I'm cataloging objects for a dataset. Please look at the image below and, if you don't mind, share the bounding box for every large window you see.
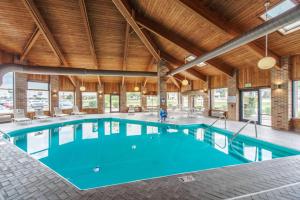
[167,92,179,108]
[193,95,204,110]
[126,92,141,107]
[211,88,228,111]
[293,81,300,118]
[59,91,74,109]
[182,95,189,109]
[260,0,300,35]
[146,95,157,108]
[0,72,14,113]
[82,92,97,109]
[27,81,49,112]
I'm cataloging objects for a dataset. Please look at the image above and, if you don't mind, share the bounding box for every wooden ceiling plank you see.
[22,0,68,66]
[143,56,156,87]
[170,77,180,89]
[177,0,280,64]
[122,22,131,87]
[20,26,40,62]
[112,0,160,61]
[136,15,234,77]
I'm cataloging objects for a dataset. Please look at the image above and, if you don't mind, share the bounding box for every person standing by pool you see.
[159,108,167,122]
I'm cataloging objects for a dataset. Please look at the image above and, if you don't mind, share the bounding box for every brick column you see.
[14,73,27,112]
[203,77,210,116]
[75,80,81,111]
[271,56,292,130]
[50,75,59,115]
[227,71,239,120]
[120,85,127,112]
[158,60,168,110]
[141,86,147,111]
[97,84,104,113]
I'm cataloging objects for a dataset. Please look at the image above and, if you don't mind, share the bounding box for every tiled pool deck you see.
[1,113,300,200]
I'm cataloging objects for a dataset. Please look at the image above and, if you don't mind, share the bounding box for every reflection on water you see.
[10,118,299,189]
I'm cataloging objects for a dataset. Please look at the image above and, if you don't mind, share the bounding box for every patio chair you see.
[71,106,86,116]
[34,109,51,121]
[53,107,69,118]
[12,109,31,124]
[128,105,135,115]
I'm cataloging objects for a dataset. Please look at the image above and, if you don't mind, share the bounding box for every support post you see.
[158,60,168,111]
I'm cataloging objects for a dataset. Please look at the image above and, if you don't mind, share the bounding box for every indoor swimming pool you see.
[5,118,300,190]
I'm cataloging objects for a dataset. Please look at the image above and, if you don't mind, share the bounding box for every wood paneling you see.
[167,83,179,92]
[59,76,75,91]
[291,55,300,80]
[27,74,49,82]
[210,75,228,89]
[104,83,120,94]
[238,66,271,89]
[192,80,206,90]
[83,82,98,92]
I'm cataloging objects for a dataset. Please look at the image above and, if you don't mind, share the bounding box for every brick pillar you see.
[50,75,59,115]
[227,71,239,120]
[120,85,127,112]
[75,80,81,111]
[141,86,147,111]
[14,73,27,112]
[158,60,168,110]
[203,77,210,116]
[97,84,104,113]
[271,56,292,130]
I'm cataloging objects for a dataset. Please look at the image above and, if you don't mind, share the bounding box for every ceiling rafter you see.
[20,26,40,63]
[143,56,156,87]
[112,0,182,88]
[79,0,102,86]
[136,15,234,77]
[22,0,76,87]
[176,0,280,65]
[122,22,131,87]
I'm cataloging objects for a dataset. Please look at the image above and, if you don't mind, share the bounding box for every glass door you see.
[260,88,271,126]
[104,94,110,113]
[110,95,120,112]
[241,90,259,122]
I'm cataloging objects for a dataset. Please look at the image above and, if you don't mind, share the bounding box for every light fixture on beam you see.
[181,79,189,86]
[80,78,86,92]
[258,1,276,70]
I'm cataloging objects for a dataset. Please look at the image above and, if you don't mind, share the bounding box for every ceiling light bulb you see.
[182,79,189,86]
[134,86,139,91]
[80,86,86,92]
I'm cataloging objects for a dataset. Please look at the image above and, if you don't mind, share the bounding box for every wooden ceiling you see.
[0,0,299,84]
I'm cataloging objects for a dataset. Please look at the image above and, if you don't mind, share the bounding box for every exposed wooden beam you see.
[20,26,40,62]
[97,76,101,86]
[143,56,156,87]
[122,22,131,86]
[176,0,280,64]
[161,51,206,82]
[136,15,234,77]
[22,0,68,66]
[68,76,76,87]
[170,77,180,89]
[112,0,160,61]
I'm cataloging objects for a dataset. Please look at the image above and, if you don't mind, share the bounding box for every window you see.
[27,81,49,112]
[182,95,189,109]
[82,92,97,109]
[146,95,157,108]
[167,92,179,108]
[59,91,74,109]
[193,95,204,110]
[260,0,300,35]
[126,92,141,107]
[211,88,228,111]
[293,81,300,118]
[0,72,14,113]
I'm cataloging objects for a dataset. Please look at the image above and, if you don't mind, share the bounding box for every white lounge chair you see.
[128,105,135,115]
[71,106,86,116]
[34,109,51,121]
[54,107,69,118]
[12,109,31,124]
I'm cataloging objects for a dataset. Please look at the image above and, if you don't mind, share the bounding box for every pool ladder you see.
[0,130,11,142]
[229,120,258,145]
[204,116,227,132]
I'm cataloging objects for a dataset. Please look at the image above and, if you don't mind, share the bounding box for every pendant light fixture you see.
[80,77,86,92]
[257,1,276,70]
[181,78,189,86]
[134,81,139,91]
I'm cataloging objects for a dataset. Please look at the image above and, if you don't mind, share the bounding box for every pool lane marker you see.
[225,181,300,200]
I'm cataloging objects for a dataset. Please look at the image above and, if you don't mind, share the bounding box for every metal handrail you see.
[0,130,11,141]
[229,120,258,144]
[204,116,227,132]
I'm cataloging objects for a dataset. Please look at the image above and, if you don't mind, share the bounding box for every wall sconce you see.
[52,90,58,98]
[274,83,283,89]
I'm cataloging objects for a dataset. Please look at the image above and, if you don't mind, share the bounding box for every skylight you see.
[260,0,300,35]
[185,55,206,67]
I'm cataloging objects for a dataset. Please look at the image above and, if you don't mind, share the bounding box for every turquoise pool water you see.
[6,118,300,190]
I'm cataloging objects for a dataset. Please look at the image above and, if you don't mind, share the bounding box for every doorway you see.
[104,94,120,113]
[240,88,271,126]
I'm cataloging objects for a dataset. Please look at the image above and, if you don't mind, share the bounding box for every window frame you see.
[146,95,158,108]
[167,92,179,108]
[211,88,228,111]
[81,92,98,109]
[27,81,50,112]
